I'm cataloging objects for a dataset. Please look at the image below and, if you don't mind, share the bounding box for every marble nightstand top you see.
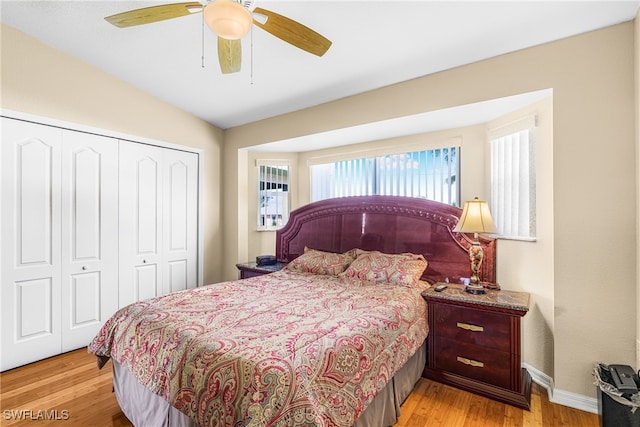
[422,283,530,313]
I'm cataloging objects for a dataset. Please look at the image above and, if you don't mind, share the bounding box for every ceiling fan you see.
[104,0,332,74]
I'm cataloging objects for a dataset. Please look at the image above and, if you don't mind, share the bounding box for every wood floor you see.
[0,348,600,426]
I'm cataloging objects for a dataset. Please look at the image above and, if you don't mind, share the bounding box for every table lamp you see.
[453,197,497,294]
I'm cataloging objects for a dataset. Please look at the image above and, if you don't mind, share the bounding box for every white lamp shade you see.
[453,197,497,234]
[204,0,252,40]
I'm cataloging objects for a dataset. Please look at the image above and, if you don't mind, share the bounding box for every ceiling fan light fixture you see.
[204,0,252,40]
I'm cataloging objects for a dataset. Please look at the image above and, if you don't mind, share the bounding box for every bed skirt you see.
[112,340,426,427]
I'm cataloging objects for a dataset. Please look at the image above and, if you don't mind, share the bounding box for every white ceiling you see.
[1,1,638,149]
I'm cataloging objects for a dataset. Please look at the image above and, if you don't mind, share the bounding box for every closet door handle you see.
[142,260,147,264]
[81,266,87,271]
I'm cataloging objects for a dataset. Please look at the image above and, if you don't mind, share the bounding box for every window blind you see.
[490,123,536,240]
[258,164,289,230]
[311,147,459,206]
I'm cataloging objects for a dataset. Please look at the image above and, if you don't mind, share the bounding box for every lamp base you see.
[465,283,486,295]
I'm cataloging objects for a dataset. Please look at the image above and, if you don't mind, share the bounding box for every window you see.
[489,116,536,240]
[257,164,289,230]
[310,147,459,205]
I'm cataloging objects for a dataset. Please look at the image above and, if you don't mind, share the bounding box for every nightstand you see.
[422,283,531,410]
[235,261,287,279]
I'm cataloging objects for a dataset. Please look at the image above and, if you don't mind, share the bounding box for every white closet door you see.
[119,141,164,307]
[60,131,118,352]
[163,150,198,294]
[1,118,63,371]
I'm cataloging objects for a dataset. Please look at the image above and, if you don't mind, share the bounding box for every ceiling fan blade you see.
[218,38,242,74]
[252,7,331,57]
[105,2,203,28]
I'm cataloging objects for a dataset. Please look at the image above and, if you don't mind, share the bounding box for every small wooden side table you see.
[235,261,287,279]
[422,283,531,410]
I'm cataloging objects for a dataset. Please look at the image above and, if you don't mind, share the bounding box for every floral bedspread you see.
[88,270,428,427]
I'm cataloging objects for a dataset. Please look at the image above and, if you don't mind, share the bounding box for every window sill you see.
[496,236,537,242]
[256,228,279,232]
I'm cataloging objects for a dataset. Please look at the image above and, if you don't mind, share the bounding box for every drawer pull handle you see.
[457,322,484,332]
[457,356,484,368]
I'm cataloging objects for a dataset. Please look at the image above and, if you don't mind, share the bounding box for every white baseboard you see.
[523,363,599,414]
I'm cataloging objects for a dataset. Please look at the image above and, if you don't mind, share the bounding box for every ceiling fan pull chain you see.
[250,25,254,84]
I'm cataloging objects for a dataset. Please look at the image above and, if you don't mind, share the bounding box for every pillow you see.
[284,247,356,276]
[340,251,428,287]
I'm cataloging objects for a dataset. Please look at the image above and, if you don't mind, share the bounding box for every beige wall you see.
[225,22,637,399]
[636,7,640,371]
[1,24,225,285]
[487,98,555,377]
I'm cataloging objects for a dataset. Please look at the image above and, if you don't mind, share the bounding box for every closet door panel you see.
[71,273,100,324]
[136,265,159,301]
[17,278,54,338]
[119,141,163,306]
[1,118,62,371]
[167,260,188,293]
[137,156,160,253]
[61,131,118,351]
[163,150,198,294]
[19,142,55,265]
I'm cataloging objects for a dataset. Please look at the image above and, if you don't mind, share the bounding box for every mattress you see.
[112,341,426,427]
[89,269,428,426]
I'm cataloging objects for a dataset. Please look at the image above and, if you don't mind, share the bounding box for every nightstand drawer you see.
[433,304,510,352]
[434,336,511,389]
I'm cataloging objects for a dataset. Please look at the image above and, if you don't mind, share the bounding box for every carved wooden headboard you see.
[276,196,496,284]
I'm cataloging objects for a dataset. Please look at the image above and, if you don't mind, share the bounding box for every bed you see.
[89,196,496,427]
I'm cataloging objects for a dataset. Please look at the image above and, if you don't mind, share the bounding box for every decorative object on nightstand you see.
[453,197,498,294]
[422,283,531,409]
[235,260,287,279]
[256,255,277,266]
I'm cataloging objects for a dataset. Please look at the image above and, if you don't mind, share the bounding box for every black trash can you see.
[595,364,640,427]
